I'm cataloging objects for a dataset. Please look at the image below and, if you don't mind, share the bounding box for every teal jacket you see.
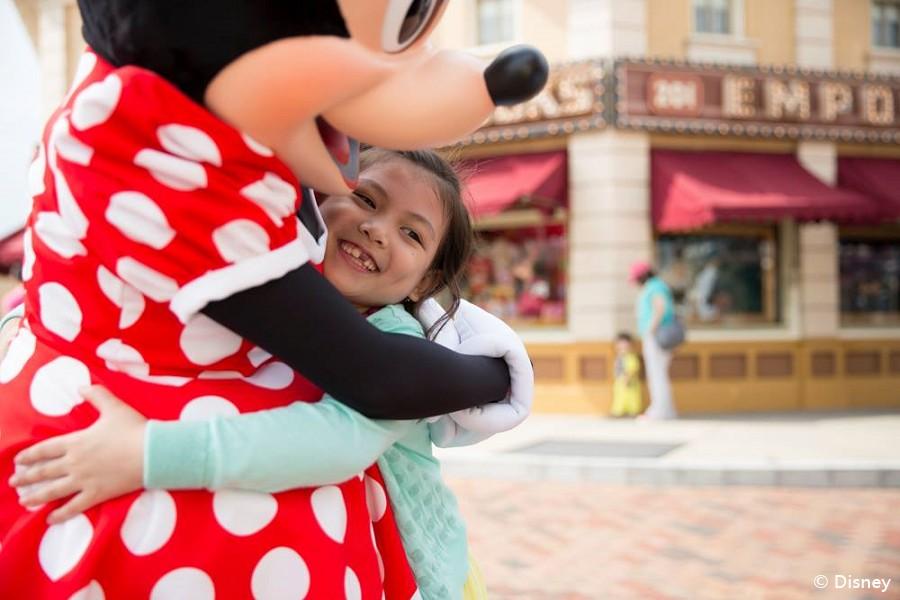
[145,305,468,600]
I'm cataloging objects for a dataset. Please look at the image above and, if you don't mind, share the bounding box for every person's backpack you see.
[656,317,686,350]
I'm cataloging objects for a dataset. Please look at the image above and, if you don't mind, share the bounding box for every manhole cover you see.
[510,440,682,458]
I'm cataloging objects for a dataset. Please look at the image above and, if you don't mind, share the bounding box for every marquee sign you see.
[615,59,900,144]
[458,59,607,146]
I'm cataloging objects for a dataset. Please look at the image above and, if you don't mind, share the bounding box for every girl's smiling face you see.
[321,158,448,310]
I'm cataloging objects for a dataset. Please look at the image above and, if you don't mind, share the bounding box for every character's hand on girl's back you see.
[9,385,146,524]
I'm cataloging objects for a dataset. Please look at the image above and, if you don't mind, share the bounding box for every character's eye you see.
[381,0,444,53]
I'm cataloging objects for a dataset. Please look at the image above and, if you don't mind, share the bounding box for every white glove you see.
[415,299,534,444]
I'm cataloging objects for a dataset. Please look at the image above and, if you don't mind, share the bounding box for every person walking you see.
[629,261,678,420]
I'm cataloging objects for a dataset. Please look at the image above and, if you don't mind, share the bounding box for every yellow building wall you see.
[521,0,568,63]
[646,0,690,59]
[745,0,795,66]
[834,0,870,70]
[530,339,900,414]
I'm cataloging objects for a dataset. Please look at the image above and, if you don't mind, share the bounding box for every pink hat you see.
[628,260,651,283]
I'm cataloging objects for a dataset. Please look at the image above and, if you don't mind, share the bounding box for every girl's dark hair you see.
[359,147,474,340]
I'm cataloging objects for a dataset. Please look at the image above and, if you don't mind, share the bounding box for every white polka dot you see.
[38,514,93,581]
[0,327,36,383]
[213,490,278,537]
[34,212,87,259]
[96,339,150,377]
[247,346,272,368]
[116,257,179,302]
[150,567,214,600]
[46,124,89,239]
[409,590,423,600]
[97,266,146,329]
[251,547,310,600]
[179,396,239,421]
[69,579,104,600]
[135,148,207,191]
[106,192,176,250]
[64,52,98,102]
[28,143,46,197]
[365,476,387,522]
[21,228,35,282]
[130,373,192,387]
[311,486,347,543]
[120,490,176,556]
[71,73,122,131]
[179,314,243,366]
[244,362,295,390]
[213,219,271,263]
[240,173,297,225]
[242,133,274,157]
[158,124,222,166]
[30,356,90,417]
[344,567,362,600]
[52,117,93,166]
[39,282,82,342]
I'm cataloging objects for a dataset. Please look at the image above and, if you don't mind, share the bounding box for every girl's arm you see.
[203,263,511,420]
[147,396,411,493]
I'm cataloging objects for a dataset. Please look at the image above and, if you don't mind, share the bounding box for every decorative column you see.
[566,0,650,341]
[795,0,840,338]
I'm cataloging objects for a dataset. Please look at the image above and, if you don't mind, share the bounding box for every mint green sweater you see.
[145,305,468,600]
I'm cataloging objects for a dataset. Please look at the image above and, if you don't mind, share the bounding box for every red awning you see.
[838,157,900,219]
[652,150,882,232]
[0,230,24,269]
[464,151,567,218]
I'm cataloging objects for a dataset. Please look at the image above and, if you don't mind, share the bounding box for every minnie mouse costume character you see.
[0,1,546,597]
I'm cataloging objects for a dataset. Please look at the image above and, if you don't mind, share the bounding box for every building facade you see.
[15,0,900,414]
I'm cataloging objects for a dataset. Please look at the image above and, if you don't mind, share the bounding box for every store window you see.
[464,217,567,327]
[656,228,779,326]
[477,0,515,46]
[839,234,900,326]
[873,1,900,48]
[693,0,733,35]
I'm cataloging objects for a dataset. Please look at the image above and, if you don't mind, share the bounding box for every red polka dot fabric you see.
[0,51,418,599]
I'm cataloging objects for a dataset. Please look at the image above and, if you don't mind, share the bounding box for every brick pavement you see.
[447,479,900,600]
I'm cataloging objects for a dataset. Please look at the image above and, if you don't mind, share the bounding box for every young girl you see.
[10,148,496,599]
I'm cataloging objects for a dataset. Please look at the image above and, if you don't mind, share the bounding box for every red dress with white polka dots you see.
[0,51,419,599]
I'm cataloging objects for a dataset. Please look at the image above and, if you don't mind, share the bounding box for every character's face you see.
[204,0,546,196]
[616,340,632,355]
[320,158,446,309]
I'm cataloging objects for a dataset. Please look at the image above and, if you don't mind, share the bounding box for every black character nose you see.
[484,45,549,107]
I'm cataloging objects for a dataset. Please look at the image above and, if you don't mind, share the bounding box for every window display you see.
[839,236,900,325]
[464,225,566,326]
[656,229,778,326]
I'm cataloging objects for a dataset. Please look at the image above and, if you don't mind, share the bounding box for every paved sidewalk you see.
[435,410,900,487]
[448,479,900,599]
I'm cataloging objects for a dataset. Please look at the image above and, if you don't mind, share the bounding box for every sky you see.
[0,0,40,240]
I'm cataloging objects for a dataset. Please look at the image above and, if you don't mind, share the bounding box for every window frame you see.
[654,223,780,329]
[471,0,522,52]
[838,224,900,327]
[872,0,900,49]
[691,0,744,37]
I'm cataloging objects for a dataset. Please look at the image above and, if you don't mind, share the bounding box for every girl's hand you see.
[9,385,147,524]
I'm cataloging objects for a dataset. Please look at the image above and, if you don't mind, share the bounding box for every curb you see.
[440,454,900,488]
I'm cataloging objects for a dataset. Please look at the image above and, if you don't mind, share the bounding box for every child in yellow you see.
[611,332,643,417]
